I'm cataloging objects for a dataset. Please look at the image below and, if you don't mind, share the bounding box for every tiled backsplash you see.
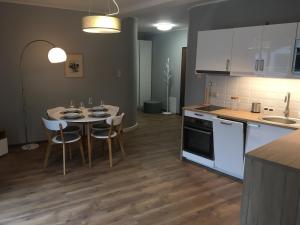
[205,75,300,117]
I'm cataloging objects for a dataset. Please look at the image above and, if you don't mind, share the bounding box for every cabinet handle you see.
[194,113,204,117]
[226,59,230,71]
[184,126,211,135]
[259,59,264,71]
[220,121,232,126]
[255,60,259,71]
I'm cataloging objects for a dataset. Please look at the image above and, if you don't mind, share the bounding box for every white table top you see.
[48,105,119,123]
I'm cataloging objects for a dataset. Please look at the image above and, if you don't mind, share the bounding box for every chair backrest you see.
[47,107,65,118]
[42,117,67,131]
[104,105,119,116]
[106,113,125,126]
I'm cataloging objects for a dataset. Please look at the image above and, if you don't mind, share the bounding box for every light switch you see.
[117,69,122,78]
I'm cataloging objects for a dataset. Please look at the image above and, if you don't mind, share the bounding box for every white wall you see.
[151,30,187,113]
[206,75,300,117]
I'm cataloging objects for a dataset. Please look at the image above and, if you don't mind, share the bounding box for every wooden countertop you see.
[183,105,299,130]
[184,105,300,171]
[247,129,300,171]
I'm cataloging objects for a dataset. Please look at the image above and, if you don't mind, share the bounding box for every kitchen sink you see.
[261,116,300,125]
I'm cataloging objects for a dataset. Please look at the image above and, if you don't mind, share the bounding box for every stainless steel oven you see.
[183,116,214,160]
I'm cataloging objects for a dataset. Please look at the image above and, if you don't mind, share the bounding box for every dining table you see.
[48,105,119,168]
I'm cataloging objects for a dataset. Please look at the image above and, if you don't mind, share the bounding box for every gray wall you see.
[151,30,187,113]
[185,0,300,106]
[0,3,137,145]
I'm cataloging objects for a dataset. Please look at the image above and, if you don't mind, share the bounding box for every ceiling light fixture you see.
[82,0,121,34]
[154,22,175,31]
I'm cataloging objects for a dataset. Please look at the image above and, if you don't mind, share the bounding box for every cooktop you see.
[195,105,225,112]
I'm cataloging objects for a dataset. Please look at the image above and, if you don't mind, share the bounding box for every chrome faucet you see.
[284,92,291,117]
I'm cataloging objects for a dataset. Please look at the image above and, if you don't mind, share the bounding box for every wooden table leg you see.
[86,123,92,168]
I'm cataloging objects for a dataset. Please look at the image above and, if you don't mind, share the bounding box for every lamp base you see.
[21,143,39,151]
[162,112,172,115]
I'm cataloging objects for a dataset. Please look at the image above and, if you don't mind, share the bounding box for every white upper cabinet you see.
[196,22,298,78]
[260,23,297,77]
[195,29,234,73]
[231,26,263,76]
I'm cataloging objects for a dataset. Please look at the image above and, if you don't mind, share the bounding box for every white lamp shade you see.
[82,16,121,33]
[48,47,67,63]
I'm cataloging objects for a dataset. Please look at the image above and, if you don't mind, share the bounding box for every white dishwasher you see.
[213,118,245,179]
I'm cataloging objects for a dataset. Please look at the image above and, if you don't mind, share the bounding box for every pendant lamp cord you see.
[87,0,119,16]
[88,0,92,15]
[107,0,119,16]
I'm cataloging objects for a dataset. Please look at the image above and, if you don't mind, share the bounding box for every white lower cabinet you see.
[213,118,245,179]
[245,122,294,153]
[212,120,294,179]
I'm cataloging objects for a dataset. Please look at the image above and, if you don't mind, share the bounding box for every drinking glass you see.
[70,100,75,108]
[88,97,93,107]
[80,101,85,109]
[100,100,104,107]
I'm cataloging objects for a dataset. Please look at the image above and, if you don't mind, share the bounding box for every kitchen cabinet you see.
[260,23,297,77]
[231,26,263,76]
[245,122,293,153]
[195,29,234,73]
[297,22,300,39]
[196,22,297,77]
[213,118,245,179]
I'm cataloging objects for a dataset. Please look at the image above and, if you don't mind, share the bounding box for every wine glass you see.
[79,101,85,109]
[100,100,104,107]
[69,100,75,108]
[88,97,93,108]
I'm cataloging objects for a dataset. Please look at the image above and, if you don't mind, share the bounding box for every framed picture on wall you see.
[64,53,84,78]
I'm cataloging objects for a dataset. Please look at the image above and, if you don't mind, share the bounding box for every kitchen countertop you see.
[183,105,299,130]
[184,105,300,171]
[247,129,300,171]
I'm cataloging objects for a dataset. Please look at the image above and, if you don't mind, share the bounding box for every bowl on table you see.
[61,108,82,114]
[61,112,84,120]
[89,112,111,118]
[89,106,108,112]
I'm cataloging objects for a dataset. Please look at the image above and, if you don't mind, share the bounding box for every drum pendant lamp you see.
[82,0,121,34]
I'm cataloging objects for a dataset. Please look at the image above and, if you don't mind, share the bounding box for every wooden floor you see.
[0,112,242,225]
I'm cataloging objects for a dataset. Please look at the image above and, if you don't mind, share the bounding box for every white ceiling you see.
[0,0,227,33]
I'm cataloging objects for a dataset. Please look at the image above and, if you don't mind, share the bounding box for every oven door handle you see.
[184,126,211,135]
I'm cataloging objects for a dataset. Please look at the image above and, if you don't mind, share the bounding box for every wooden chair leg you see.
[44,143,52,168]
[68,144,72,160]
[62,144,66,175]
[79,140,86,165]
[118,135,126,158]
[107,138,113,168]
[90,137,94,153]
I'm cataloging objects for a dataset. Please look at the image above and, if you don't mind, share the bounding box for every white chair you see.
[91,105,120,131]
[47,107,81,134]
[91,113,125,168]
[42,118,86,175]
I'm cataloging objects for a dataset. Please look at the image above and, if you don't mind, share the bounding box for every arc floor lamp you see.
[19,40,67,150]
